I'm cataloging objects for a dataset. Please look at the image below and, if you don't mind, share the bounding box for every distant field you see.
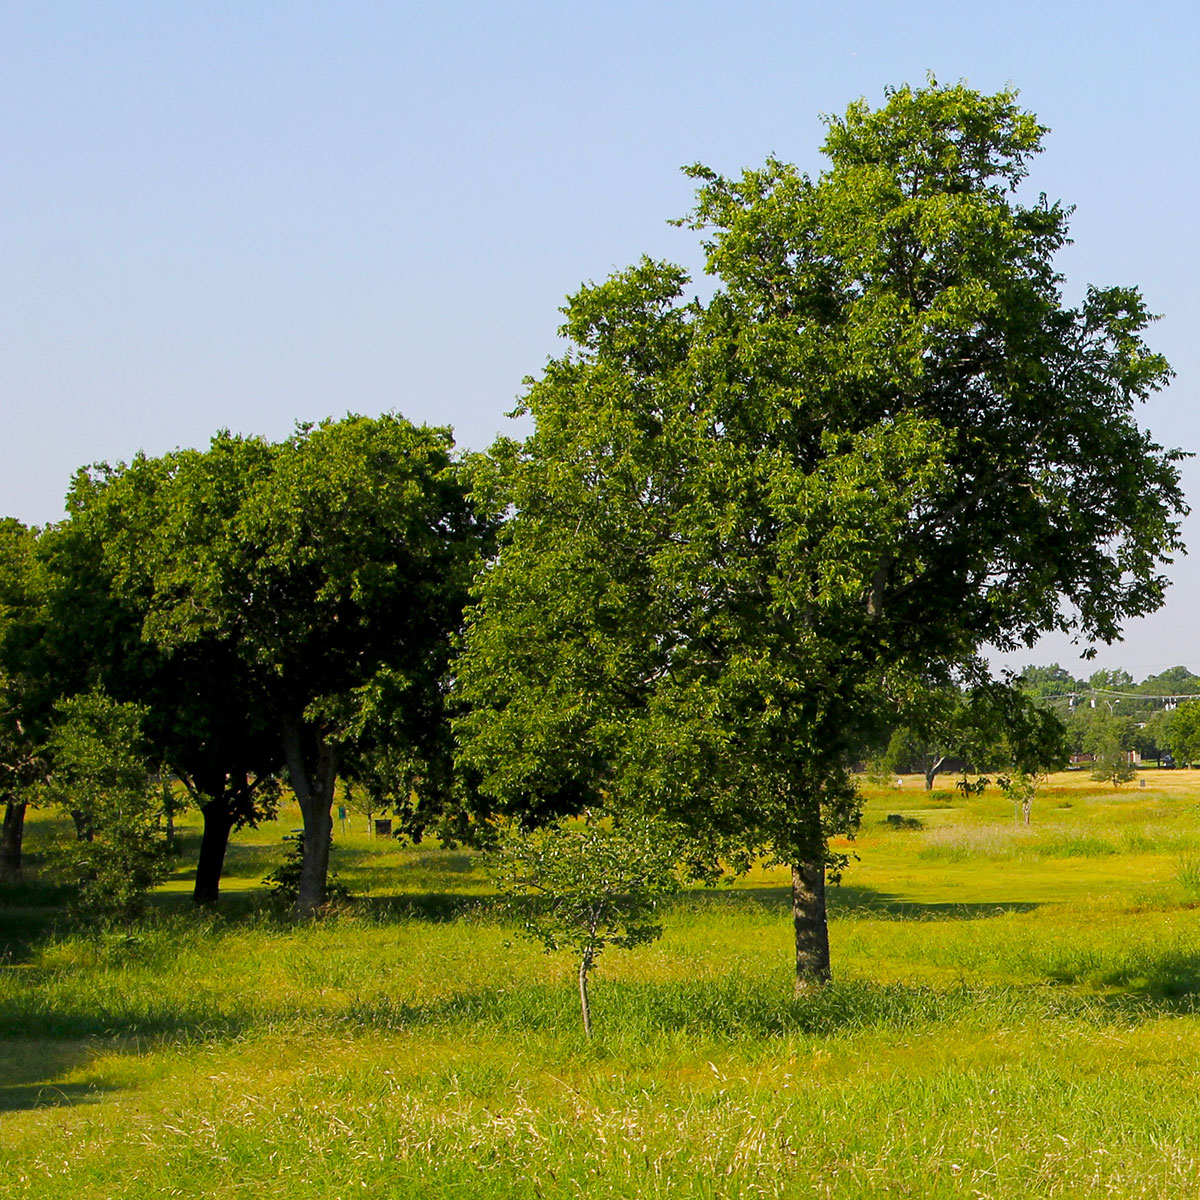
[5,770,1200,1198]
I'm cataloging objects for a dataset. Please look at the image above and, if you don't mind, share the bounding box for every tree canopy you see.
[455,80,1184,989]
[81,414,491,914]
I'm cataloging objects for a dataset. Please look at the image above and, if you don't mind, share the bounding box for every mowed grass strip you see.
[5,771,1200,1197]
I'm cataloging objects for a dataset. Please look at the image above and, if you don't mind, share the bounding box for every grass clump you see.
[1175,853,1200,901]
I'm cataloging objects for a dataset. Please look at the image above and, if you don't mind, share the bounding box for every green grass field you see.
[5,771,1200,1198]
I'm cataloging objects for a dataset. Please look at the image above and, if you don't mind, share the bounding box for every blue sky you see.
[3,1,1197,676]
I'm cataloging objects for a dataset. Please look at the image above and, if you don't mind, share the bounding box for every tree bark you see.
[0,796,27,883]
[193,796,235,905]
[924,755,948,790]
[792,858,831,991]
[578,945,594,1039]
[281,715,340,919]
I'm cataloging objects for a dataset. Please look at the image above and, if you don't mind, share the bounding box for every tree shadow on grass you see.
[357,892,501,923]
[669,883,1041,921]
[0,1041,119,1112]
[1042,949,1200,1002]
[158,882,1043,931]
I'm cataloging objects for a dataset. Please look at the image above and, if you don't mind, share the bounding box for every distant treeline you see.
[1017,664,1200,767]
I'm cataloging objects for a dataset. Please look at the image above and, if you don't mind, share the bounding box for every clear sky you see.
[3,1,1197,677]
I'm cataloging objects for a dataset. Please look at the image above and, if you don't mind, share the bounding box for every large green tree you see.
[90,415,489,915]
[61,457,283,905]
[455,81,1184,989]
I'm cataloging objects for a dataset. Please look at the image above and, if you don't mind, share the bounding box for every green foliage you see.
[0,520,49,809]
[1086,712,1138,786]
[1017,663,1083,698]
[45,690,167,922]
[881,676,1068,789]
[489,812,683,1035]
[955,775,990,796]
[1167,699,1200,768]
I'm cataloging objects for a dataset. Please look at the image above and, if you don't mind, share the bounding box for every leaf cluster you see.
[489,812,684,960]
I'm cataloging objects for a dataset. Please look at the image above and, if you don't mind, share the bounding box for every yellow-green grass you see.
[6,771,1200,1197]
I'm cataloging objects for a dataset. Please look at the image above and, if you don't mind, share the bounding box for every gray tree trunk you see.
[924,755,948,790]
[281,716,340,919]
[791,858,831,991]
[578,945,594,1039]
[0,796,27,883]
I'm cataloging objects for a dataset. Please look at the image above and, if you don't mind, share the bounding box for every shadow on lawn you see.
[671,883,1041,921]
[0,1041,118,1113]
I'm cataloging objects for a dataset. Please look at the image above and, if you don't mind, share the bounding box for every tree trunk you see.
[193,797,235,905]
[282,715,340,919]
[792,858,831,991]
[578,945,594,1039]
[0,796,27,883]
[70,808,93,842]
[925,755,948,790]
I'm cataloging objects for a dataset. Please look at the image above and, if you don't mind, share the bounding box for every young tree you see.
[46,691,167,922]
[455,81,1184,990]
[489,812,683,1038]
[1087,711,1138,787]
[87,416,490,916]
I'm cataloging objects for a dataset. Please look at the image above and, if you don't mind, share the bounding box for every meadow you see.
[4,771,1200,1198]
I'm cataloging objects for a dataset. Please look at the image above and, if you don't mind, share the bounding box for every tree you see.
[89,416,490,916]
[971,680,1069,780]
[983,684,1070,824]
[0,519,49,882]
[0,674,44,883]
[1167,700,1200,768]
[1140,666,1200,697]
[489,812,683,1038]
[1018,664,1083,700]
[45,690,167,921]
[875,686,966,791]
[45,476,283,906]
[1133,708,1172,765]
[878,675,1066,791]
[1086,711,1138,787]
[454,81,1184,990]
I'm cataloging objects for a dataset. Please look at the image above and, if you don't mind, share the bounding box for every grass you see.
[6,770,1200,1196]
